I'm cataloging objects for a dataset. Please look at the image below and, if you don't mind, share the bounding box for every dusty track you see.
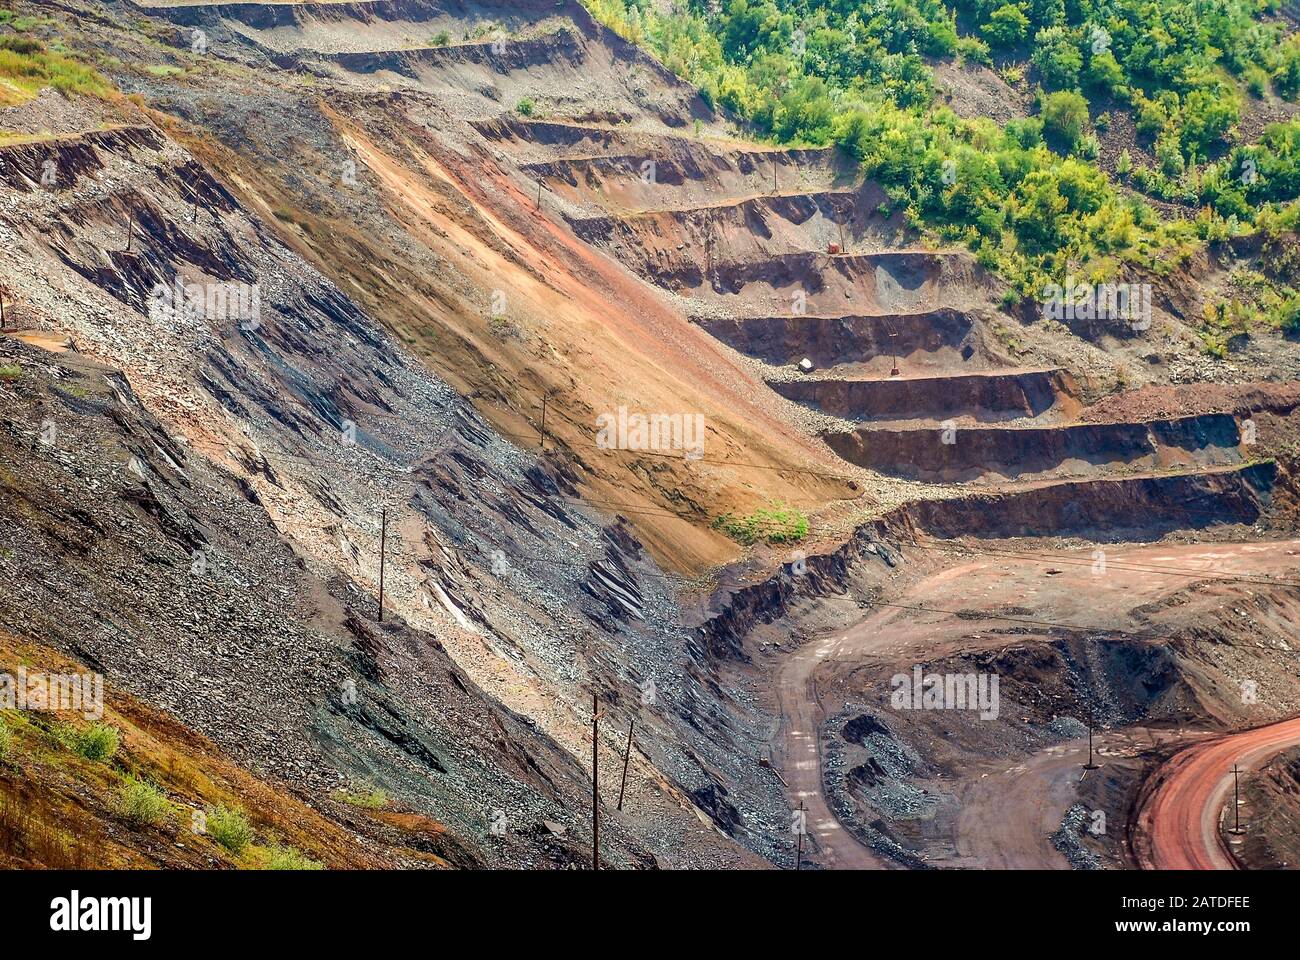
[773,539,1300,869]
[1134,715,1300,869]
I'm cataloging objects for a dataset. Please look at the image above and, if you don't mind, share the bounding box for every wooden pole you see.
[795,800,805,870]
[539,393,548,451]
[592,693,599,870]
[1084,707,1099,770]
[125,215,133,253]
[1228,764,1245,834]
[378,508,387,622]
[617,718,634,811]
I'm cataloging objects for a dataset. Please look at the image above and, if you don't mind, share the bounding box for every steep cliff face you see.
[0,98,779,868]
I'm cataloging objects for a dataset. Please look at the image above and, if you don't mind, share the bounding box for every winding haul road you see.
[1135,716,1300,870]
[770,540,1300,870]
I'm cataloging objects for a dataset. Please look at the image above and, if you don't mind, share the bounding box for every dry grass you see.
[0,36,113,107]
[0,630,450,868]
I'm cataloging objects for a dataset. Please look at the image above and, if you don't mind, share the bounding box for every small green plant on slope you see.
[206,804,254,854]
[331,780,388,810]
[712,503,809,545]
[59,722,119,762]
[116,776,170,826]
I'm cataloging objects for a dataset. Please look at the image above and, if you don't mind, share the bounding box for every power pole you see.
[1228,764,1246,835]
[1083,706,1100,771]
[125,215,134,253]
[617,718,634,811]
[193,187,200,223]
[591,693,600,870]
[539,393,549,451]
[377,508,388,622]
[795,800,805,870]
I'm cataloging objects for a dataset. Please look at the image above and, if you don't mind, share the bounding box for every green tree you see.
[1040,89,1090,152]
[981,4,1030,48]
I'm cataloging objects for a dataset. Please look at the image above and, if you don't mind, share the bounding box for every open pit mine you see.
[0,0,1298,924]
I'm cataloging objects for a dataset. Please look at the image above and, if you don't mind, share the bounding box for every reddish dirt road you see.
[771,539,1300,869]
[1135,716,1300,870]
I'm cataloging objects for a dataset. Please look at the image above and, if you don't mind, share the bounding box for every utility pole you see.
[539,393,549,451]
[193,186,201,223]
[591,693,600,871]
[125,215,134,253]
[773,158,778,194]
[705,210,715,289]
[1228,764,1246,835]
[795,800,805,870]
[1083,706,1100,771]
[617,718,634,811]
[377,508,387,622]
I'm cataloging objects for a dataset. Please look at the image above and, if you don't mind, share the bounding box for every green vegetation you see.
[206,804,254,854]
[59,722,120,762]
[252,843,324,870]
[712,503,808,545]
[331,780,388,810]
[430,30,451,47]
[0,35,114,106]
[583,0,1300,302]
[0,364,21,381]
[0,717,12,763]
[116,775,171,826]
[515,97,536,117]
[145,64,184,78]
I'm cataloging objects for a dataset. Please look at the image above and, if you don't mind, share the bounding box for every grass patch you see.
[712,503,809,545]
[0,719,11,763]
[58,722,119,762]
[250,843,324,870]
[144,64,184,78]
[0,34,114,106]
[0,365,21,381]
[206,804,253,854]
[331,780,388,810]
[115,775,170,826]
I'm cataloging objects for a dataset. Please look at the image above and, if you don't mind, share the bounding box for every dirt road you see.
[1135,716,1300,869]
[770,539,1300,869]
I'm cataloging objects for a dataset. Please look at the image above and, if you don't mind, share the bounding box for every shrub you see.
[256,844,323,871]
[981,4,1029,48]
[515,97,535,117]
[63,722,119,762]
[206,804,254,854]
[1275,295,1300,334]
[116,776,169,825]
[0,719,11,762]
[0,364,21,380]
[430,30,450,47]
[331,780,387,810]
[1040,90,1090,153]
[712,503,808,545]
